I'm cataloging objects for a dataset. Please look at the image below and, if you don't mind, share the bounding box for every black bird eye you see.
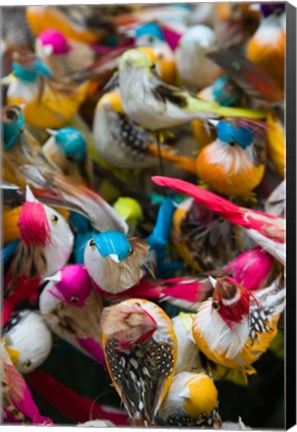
[70,296,79,303]
[212,301,220,310]
[127,248,134,256]
[23,360,32,369]
[229,140,236,147]
[150,63,156,71]
[148,36,155,44]
[89,239,96,248]
[6,109,17,121]
[51,214,59,223]
[66,155,75,162]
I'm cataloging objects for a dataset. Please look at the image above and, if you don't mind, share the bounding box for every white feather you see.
[193,299,249,359]
[4,310,52,374]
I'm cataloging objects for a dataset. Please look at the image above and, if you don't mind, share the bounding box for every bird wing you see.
[206,49,284,106]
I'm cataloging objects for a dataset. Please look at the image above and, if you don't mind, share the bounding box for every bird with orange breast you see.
[195,118,267,198]
[101,299,177,426]
[192,276,285,376]
[247,3,285,90]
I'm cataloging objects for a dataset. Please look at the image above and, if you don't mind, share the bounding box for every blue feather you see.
[217,121,254,149]
[2,240,20,264]
[135,23,165,41]
[146,196,175,261]
[55,127,87,162]
[94,231,132,261]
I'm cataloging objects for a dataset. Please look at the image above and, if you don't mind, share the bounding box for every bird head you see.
[135,22,165,47]
[113,197,143,228]
[178,25,217,50]
[2,105,25,150]
[18,186,51,248]
[88,230,134,263]
[209,276,250,329]
[12,52,52,82]
[45,264,93,307]
[37,29,73,56]
[101,299,158,349]
[216,120,254,150]
[119,49,153,72]
[97,91,124,113]
[47,127,87,162]
[180,372,218,418]
[260,3,285,18]
[212,75,243,107]
[2,310,52,374]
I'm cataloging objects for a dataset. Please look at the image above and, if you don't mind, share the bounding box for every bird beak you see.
[46,128,57,137]
[25,185,38,203]
[109,254,120,263]
[2,337,21,366]
[44,272,62,284]
[1,73,15,85]
[208,276,217,289]
[42,44,54,57]
[18,103,26,111]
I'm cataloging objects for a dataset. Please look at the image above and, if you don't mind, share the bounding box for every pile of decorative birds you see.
[1,2,285,429]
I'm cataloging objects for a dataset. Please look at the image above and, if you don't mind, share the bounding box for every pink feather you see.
[161,25,182,50]
[226,246,274,291]
[151,176,285,244]
[18,201,50,248]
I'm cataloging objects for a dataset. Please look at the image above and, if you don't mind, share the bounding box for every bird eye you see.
[23,360,32,369]
[6,109,17,121]
[127,248,134,256]
[148,36,155,44]
[229,140,236,147]
[66,155,75,162]
[212,301,220,310]
[150,63,156,71]
[51,214,59,223]
[70,296,79,303]
[89,239,96,248]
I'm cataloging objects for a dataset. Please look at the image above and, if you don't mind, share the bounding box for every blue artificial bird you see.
[199,75,243,108]
[84,230,156,294]
[43,126,94,186]
[196,119,267,197]
[69,212,98,265]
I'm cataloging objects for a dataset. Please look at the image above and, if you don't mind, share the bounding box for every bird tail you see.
[254,277,285,316]
[146,196,175,260]
[148,143,197,174]
[151,176,279,230]
[55,174,128,233]
[225,246,275,291]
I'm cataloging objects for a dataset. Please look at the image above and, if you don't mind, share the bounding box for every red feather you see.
[151,176,284,244]
[18,201,50,248]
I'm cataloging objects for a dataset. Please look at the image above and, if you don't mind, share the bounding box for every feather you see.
[207,49,284,106]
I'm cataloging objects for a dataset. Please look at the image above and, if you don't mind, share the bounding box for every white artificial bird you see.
[175,25,222,91]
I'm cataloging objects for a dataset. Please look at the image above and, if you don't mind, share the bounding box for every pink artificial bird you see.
[152,176,285,265]
[3,186,74,326]
[39,264,106,369]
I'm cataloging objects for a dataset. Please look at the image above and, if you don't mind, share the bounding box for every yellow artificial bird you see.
[157,371,221,427]
[4,52,89,129]
[192,276,285,377]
